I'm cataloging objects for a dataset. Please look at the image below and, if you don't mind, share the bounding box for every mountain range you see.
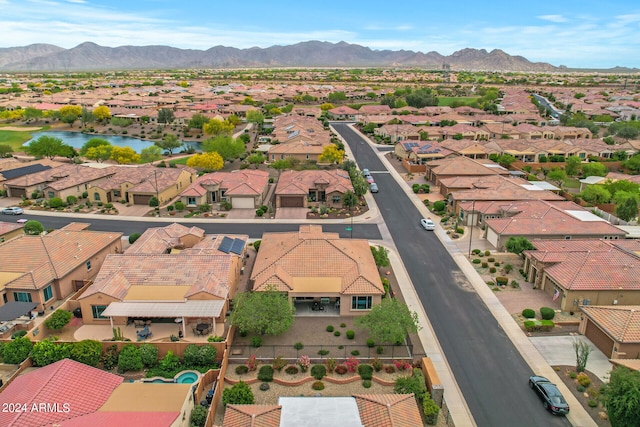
[0,40,579,72]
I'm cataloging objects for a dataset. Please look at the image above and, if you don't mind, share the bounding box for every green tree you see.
[355,298,420,344]
[495,154,516,168]
[45,309,72,330]
[246,109,265,126]
[246,152,265,166]
[140,145,163,163]
[394,368,427,399]
[139,343,159,368]
[203,118,234,136]
[26,135,73,159]
[581,162,608,177]
[23,220,44,235]
[23,107,43,122]
[564,156,582,177]
[547,168,567,188]
[319,145,344,164]
[85,145,113,162]
[624,154,640,174]
[188,113,208,130]
[573,339,592,373]
[110,146,141,164]
[117,344,143,373]
[604,367,640,427]
[70,339,102,367]
[157,108,175,124]
[370,245,390,267]
[80,138,112,156]
[222,381,254,406]
[92,106,111,122]
[605,180,640,197]
[615,193,639,222]
[190,406,208,427]
[186,152,224,171]
[229,289,295,336]
[31,339,71,367]
[0,144,13,157]
[203,135,245,161]
[580,185,611,204]
[154,134,182,155]
[3,336,33,364]
[405,88,438,108]
[504,237,535,255]
[328,91,347,102]
[341,190,358,210]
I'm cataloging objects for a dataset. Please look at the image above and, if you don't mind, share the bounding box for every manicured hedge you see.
[524,320,555,332]
[522,308,535,319]
[540,307,555,320]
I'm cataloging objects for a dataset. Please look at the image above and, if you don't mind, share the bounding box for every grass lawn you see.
[564,178,581,189]
[168,156,191,165]
[438,96,480,106]
[0,128,39,151]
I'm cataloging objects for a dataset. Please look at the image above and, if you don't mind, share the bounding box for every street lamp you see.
[467,199,476,258]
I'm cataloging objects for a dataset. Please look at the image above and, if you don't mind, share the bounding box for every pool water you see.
[176,371,199,384]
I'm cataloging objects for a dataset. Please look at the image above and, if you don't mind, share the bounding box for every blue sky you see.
[2,0,640,68]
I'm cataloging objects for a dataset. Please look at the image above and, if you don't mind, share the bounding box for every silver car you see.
[1,207,23,215]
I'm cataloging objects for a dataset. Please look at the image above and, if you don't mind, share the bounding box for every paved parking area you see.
[275,207,307,219]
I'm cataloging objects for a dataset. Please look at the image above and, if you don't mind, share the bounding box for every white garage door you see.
[486,228,499,248]
[232,197,255,209]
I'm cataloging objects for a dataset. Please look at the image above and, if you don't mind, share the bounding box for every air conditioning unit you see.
[613,299,618,305]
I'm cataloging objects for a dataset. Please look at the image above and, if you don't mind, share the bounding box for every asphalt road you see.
[332,123,570,427]
[16,214,382,240]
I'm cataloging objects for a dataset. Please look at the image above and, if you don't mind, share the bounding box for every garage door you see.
[486,228,499,248]
[280,196,304,207]
[232,197,255,209]
[585,320,614,358]
[7,187,26,199]
[133,194,152,205]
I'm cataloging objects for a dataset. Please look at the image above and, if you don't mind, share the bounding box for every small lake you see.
[25,131,200,153]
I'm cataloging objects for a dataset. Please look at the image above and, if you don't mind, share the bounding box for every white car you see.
[369,183,378,193]
[420,218,435,230]
[1,207,23,215]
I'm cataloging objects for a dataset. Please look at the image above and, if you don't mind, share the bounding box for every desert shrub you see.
[351,350,360,356]
[66,195,77,205]
[208,335,224,342]
[285,365,299,375]
[70,339,102,367]
[424,396,440,425]
[523,320,555,332]
[160,351,181,373]
[294,342,304,350]
[235,365,249,375]
[540,307,555,320]
[358,364,374,380]
[366,339,375,348]
[346,330,355,339]
[494,262,500,267]
[376,346,384,354]
[251,336,262,348]
[49,197,64,208]
[223,381,254,406]
[260,382,270,391]
[26,339,63,367]
[272,356,287,372]
[495,276,508,286]
[334,331,341,337]
[363,379,372,388]
[324,358,337,373]
[257,365,274,382]
[484,250,490,256]
[340,323,346,328]
[433,200,446,212]
[318,349,330,356]
[385,365,395,373]
[510,280,520,288]
[394,368,427,400]
[190,405,208,427]
[174,201,185,211]
[246,355,258,371]
[504,264,513,273]
[45,309,72,330]
[522,309,535,319]
[489,267,496,273]
[128,233,141,244]
[487,257,495,262]
[472,249,481,255]
[588,399,598,408]
[139,343,158,368]
[335,364,347,375]
[312,380,325,390]
[472,258,481,264]
[577,372,591,388]
[577,385,586,392]
[345,357,360,372]
[311,364,327,380]
[102,344,119,370]
[372,357,383,372]
[482,262,488,268]
[569,371,577,379]
[326,325,334,332]
[456,227,464,234]
[117,344,143,373]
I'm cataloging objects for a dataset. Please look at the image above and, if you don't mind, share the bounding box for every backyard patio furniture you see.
[196,323,211,335]
[137,326,152,340]
[311,301,324,311]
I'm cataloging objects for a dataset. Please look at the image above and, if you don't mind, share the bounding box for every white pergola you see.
[101,300,225,337]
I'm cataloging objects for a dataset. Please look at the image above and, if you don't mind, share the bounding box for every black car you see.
[529,375,570,415]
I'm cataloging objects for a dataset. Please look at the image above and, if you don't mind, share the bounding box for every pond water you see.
[25,131,200,154]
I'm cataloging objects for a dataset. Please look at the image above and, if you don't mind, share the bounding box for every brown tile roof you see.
[354,394,423,427]
[180,170,269,198]
[581,306,640,343]
[0,224,121,291]
[275,170,353,196]
[251,225,383,295]
[449,175,565,203]
[93,165,196,193]
[222,404,282,427]
[80,253,234,300]
[527,239,640,291]
[484,200,626,237]
[0,221,23,235]
[125,223,206,254]
[3,164,116,189]
[427,156,509,177]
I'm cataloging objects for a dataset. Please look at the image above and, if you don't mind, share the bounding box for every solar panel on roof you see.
[230,239,246,255]
[218,236,234,253]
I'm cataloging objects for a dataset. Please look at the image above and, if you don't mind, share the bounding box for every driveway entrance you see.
[275,207,307,219]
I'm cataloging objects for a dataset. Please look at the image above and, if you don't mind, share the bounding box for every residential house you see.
[0,221,23,243]
[0,358,193,427]
[358,104,392,116]
[439,139,493,159]
[275,170,353,208]
[0,223,122,311]
[550,126,592,140]
[394,141,452,166]
[445,123,490,141]
[375,123,422,142]
[268,114,332,163]
[579,305,640,359]
[327,106,359,121]
[88,165,196,205]
[2,164,116,200]
[0,160,58,183]
[425,156,510,187]
[522,239,640,314]
[77,224,247,333]
[179,170,270,210]
[481,200,626,250]
[250,225,384,315]
[512,123,554,140]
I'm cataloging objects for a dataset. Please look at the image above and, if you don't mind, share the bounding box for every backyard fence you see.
[227,343,414,362]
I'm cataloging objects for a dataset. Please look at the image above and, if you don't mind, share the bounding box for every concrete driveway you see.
[529,335,612,381]
[275,207,307,219]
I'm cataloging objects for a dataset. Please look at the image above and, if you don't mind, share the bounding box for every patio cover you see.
[102,300,224,318]
[0,301,37,321]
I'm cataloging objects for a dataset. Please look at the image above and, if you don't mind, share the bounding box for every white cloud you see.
[537,14,568,23]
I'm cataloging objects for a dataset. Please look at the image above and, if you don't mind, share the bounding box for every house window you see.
[14,292,32,303]
[47,191,55,198]
[351,296,372,310]
[94,193,101,201]
[564,236,571,240]
[113,190,121,197]
[221,190,227,200]
[280,155,284,160]
[308,190,316,202]
[188,197,196,205]
[43,285,53,302]
[271,155,275,160]
[333,195,340,203]
[91,305,108,319]
[306,154,309,160]
[86,260,92,270]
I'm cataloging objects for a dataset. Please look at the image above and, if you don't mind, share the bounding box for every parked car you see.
[370,183,378,193]
[528,375,569,415]
[420,218,435,230]
[1,207,23,215]
[366,175,375,184]
[362,168,370,176]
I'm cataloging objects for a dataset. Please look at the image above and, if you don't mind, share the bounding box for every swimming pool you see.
[142,370,201,384]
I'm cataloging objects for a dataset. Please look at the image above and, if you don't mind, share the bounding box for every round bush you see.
[312,381,325,391]
[588,399,598,408]
[334,365,347,375]
[481,262,488,268]
[357,364,374,380]
[326,325,334,332]
[340,323,346,328]
[251,336,262,348]
[489,267,496,273]
[235,365,249,375]
[311,364,327,380]
[346,330,355,339]
[484,250,491,256]
[487,257,495,262]
[294,342,304,350]
[285,365,299,375]
[260,382,270,391]
[333,331,341,337]
[472,258,482,264]
[363,380,372,388]
[540,307,555,320]
[522,308,536,319]
[366,339,375,348]
[351,350,360,356]
[376,346,384,355]
[577,372,591,388]
[257,365,274,382]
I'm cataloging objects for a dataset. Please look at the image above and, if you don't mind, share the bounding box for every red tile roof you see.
[276,170,353,196]
[181,170,269,198]
[222,404,282,427]
[61,412,180,427]
[581,305,640,343]
[354,394,423,427]
[0,359,122,427]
